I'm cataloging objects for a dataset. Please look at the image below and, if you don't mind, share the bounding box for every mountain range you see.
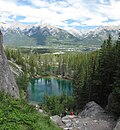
[0,21,120,48]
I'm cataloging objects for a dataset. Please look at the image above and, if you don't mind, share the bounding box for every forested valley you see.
[4,34,120,117]
[1,0,120,129]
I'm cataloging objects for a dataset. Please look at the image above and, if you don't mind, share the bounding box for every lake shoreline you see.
[31,75,73,81]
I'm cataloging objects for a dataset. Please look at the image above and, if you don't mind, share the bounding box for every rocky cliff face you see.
[0,30,19,98]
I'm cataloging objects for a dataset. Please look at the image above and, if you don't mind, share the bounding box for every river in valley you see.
[27,77,73,103]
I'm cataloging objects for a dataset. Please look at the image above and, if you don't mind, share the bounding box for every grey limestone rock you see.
[80,101,114,122]
[50,101,116,130]
[0,30,19,98]
[50,115,65,128]
[51,115,114,130]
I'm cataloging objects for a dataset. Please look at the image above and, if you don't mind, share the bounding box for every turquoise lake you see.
[27,77,73,103]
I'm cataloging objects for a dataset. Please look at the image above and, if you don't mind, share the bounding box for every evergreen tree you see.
[113,32,120,94]
[88,35,119,107]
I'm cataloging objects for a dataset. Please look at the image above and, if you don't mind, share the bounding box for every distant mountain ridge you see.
[0,22,120,47]
[76,26,120,46]
[1,22,80,46]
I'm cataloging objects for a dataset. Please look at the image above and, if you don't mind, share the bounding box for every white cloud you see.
[0,0,120,30]
[30,0,49,7]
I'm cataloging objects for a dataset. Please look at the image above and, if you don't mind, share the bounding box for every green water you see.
[27,77,73,103]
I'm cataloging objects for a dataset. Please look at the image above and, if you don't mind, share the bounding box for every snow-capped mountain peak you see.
[1,21,120,48]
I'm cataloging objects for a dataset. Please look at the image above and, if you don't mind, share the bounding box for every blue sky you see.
[0,0,120,30]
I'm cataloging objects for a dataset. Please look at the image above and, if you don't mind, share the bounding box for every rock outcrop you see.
[0,30,19,98]
[80,101,114,122]
[50,101,116,130]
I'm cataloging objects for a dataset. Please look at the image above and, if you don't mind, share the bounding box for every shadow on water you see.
[30,79,36,93]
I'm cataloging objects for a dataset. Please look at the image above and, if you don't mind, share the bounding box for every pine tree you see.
[113,32,120,94]
[88,35,118,107]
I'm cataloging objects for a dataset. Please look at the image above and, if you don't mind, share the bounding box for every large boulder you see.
[113,118,120,130]
[80,101,114,122]
[79,101,116,130]
[0,30,19,98]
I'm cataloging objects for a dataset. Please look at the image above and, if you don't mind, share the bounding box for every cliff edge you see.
[0,30,19,98]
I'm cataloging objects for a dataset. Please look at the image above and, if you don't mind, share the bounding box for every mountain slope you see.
[4,28,36,46]
[76,26,120,45]
[1,22,120,47]
[2,23,80,46]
